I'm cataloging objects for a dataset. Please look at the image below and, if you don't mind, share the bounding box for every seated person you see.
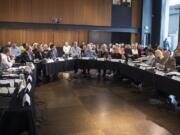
[139,48,155,66]
[137,44,144,57]
[19,43,27,53]
[174,45,180,72]
[92,44,98,54]
[81,44,87,57]
[79,42,86,50]
[83,44,97,75]
[0,47,15,69]
[70,41,81,73]
[110,45,116,53]
[63,42,71,57]
[32,42,39,54]
[97,44,109,77]
[21,45,34,63]
[84,44,97,58]
[34,44,45,60]
[98,44,109,59]
[34,44,46,85]
[131,43,139,59]
[70,41,81,58]
[124,44,133,61]
[111,45,121,59]
[11,43,21,58]
[118,44,125,59]
[43,44,50,58]
[153,49,165,69]
[162,49,176,71]
[47,44,58,60]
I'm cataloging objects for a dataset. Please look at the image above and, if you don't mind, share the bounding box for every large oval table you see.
[43,58,180,98]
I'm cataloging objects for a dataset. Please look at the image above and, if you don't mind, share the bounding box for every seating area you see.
[0,0,180,135]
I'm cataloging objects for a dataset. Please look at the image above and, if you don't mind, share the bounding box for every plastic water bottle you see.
[169,95,178,107]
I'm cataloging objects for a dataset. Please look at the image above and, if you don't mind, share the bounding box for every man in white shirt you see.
[0,47,15,69]
[63,42,71,56]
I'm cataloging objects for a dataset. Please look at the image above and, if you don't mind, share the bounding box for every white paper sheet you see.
[0,80,14,87]
[172,76,180,82]
[155,70,165,76]
[111,59,120,63]
[68,57,73,60]
[139,66,146,70]
[0,88,9,94]
[97,58,105,61]
[166,72,180,76]
[81,57,90,60]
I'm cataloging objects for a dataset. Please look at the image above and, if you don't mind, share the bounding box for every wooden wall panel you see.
[0,29,26,45]
[25,29,53,44]
[0,29,88,46]
[131,0,141,43]
[0,0,112,26]
[78,31,88,43]
[54,30,88,45]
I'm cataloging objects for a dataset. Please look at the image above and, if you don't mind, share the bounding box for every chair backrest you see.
[176,56,180,66]
[22,93,31,107]
[26,82,32,93]
[27,75,32,83]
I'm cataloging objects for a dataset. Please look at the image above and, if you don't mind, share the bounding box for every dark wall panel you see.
[88,31,111,44]
[111,32,131,44]
[112,5,132,27]
[151,0,162,45]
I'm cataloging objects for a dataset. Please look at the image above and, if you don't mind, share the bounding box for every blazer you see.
[35,51,45,60]
[21,51,34,63]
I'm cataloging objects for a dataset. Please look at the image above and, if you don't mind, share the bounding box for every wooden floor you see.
[35,75,180,135]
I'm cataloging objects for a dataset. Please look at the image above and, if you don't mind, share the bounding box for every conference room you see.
[0,0,180,135]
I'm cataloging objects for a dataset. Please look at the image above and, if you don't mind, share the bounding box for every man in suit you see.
[97,44,109,77]
[0,47,15,69]
[34,45,45,60]
[21,45,34,63]
[124,44,133,61]
[48,44,58,60]
[34,44,46,85]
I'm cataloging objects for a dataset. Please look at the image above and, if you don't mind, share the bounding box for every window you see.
[169,0,180,6]
[113,0,132,7]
